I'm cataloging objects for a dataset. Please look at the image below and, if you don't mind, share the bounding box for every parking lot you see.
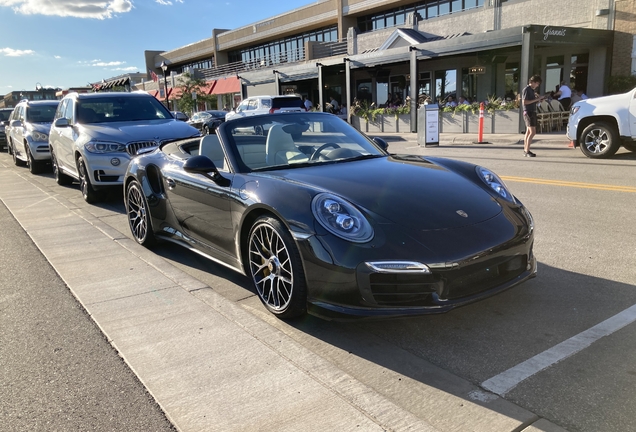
[1,134,635,432]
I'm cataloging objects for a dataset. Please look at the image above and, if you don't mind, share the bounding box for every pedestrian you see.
[522,75,544,158]
[303,96,313,111]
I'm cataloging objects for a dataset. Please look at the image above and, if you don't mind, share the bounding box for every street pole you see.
[161,61,169,110]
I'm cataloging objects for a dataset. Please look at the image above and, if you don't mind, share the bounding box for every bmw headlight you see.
[312,193,374,243]
[477,166,516,203]
[31,131,48,142]
[570,106,580,115]
[85,141,126,153]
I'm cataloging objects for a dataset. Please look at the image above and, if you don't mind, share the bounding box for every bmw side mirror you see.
[372,137,389,152]
[54,118,70,128]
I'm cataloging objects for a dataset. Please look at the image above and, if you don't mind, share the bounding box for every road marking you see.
[481,304,636,396]
[502,176,636,193]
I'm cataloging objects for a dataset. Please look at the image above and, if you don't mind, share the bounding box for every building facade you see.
[138,0,632,130]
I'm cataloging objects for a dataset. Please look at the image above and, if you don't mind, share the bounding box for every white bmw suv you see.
[225,95,305,121]
[49,92,200,203]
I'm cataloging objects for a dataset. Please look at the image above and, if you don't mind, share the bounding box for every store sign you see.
[543,26,567,41]
[469,66,486,75]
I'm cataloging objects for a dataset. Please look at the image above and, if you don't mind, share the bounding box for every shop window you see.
[461,68,476,102]
[504,62,519,100]
[357,81,372,104]
[571,53,589,93]
[435,69,457,103]
[377,80,389,107]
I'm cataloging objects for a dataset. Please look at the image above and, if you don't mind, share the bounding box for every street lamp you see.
[160,61,169,109]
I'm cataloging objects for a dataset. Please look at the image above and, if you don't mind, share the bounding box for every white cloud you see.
[0,0,133,19]
[112,66,138,71]
[0,47,35,56]
[155,0,183,4]
[54,55,61,59]
[92,61,125,67]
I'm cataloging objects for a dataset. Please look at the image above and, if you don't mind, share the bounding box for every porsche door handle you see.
[165,178,176,189]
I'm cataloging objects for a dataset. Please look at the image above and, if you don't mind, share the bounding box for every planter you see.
[382,115,397,133]
[492,110,521,133]
[367,116,383,133]
[350,115,363,132]
[466,112,493,134]
[397,114,410,133]
[440,112,463,133]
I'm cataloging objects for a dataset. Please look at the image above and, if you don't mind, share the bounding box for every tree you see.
[176,72,217,114]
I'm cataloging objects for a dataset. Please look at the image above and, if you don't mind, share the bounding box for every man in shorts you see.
[522,75,544,157]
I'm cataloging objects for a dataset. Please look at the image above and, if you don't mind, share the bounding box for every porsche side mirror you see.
[184,155,229,186]
[372,137,389,152]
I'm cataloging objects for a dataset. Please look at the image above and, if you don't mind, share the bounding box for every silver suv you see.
[225,95,305,121]
[0,108,13,151]
[6,100,59,173]
[49,92,200,203]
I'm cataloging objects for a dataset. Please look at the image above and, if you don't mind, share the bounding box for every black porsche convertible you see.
[124,112,536,319]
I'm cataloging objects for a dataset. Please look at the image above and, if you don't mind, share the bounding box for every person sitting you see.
[329,97,340,113]
[458,96,470,105]
[303,96,313,111]
[445,96,457,108]
[553,81,572,110]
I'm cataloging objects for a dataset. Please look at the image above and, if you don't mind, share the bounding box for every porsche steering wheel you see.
[310,143,341,161]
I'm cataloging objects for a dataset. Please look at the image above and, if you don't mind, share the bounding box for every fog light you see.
[366,261,431,273]
[110,158,121,166]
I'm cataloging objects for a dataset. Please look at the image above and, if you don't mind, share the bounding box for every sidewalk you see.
[369,131,570,148]
[0,161,569,432]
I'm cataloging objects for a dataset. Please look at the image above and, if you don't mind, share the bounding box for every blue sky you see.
[0,0,317,95]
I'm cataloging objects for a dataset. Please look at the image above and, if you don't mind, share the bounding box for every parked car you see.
[225,95,305,122]
[187,110,227,135]
[0,107,12,151]
[6,100,59,174]
[124,112,536,320]
[566,87,636,158]
[49,92,200,203]
[171,111,189,121]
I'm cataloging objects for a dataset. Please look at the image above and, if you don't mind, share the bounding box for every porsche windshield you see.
[222,113,386,171]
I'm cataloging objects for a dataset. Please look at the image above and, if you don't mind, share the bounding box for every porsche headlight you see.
[85,140,126,153]
[477,166,516,203]
[312,193,374,243]
[31,131,48,142]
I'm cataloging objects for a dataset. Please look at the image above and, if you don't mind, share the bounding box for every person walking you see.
[522,75,544,157]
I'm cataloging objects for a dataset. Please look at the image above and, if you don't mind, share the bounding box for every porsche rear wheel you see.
[248,216,307,319]
[126,180,156,246]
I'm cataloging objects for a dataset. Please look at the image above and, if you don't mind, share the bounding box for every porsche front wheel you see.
[126,180,156,246]
[248,216,307,319]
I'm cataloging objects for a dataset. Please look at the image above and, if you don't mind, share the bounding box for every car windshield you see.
[207,111,226,119]
[26,105,57,123]
[0,110,12,121]
[221,113,386,172]
[77,96,172,124]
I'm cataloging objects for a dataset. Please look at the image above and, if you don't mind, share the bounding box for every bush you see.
[608,75,636,95]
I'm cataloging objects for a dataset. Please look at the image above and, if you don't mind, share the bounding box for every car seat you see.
[265,124,307,165]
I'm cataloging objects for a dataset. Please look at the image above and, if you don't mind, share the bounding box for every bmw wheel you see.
[77,155,102,203]
[11,141,25,167]
[126,180,156,246]
[51,147,72,185]
[579,122,620,159]
[248,216,307,319]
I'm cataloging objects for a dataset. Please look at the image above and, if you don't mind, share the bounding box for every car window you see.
[272,98,303,109]
[223,113,385,172]
[260,99,272,109]
[236,101,248,112]
[247,100,258,111]
[63,99,74,122]
[55,100,67,120]
[77,96,172,124]
[0,110,11,121]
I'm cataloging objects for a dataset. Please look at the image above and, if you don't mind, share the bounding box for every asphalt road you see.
[1,136,635,432]
[0,194,175,431]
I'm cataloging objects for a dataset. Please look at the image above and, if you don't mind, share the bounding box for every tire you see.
[579,122,620,159]
[26,146,44,174]
[77,156,102,204]
[126,180,156,246]
[248,216,307,319]
[622,141,636,153]
[11,141,26,167]
[51,147,73,185]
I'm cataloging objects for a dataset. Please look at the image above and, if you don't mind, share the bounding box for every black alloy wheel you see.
[51,148,73,185]
[248,216,307,319]
[126,180,156,246]
[77,155,102,203]
[579,122,620,159]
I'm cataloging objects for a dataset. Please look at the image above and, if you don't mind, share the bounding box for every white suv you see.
[566,87,636,158]
[225,95,305,121]
[49,92,199,203]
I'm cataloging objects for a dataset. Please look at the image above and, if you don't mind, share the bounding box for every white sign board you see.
[425,109,439,144]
